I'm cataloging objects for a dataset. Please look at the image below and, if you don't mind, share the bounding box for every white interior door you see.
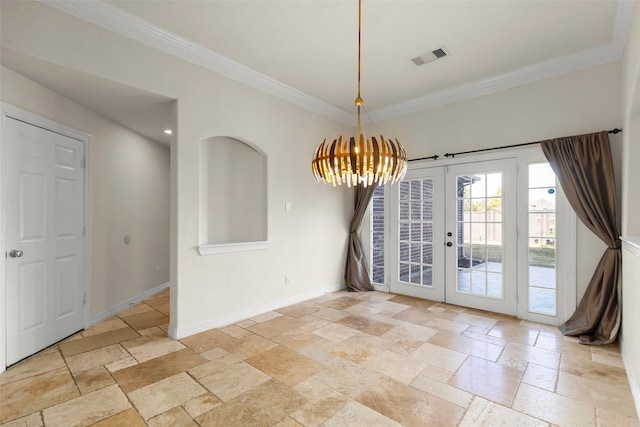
[388,167,445,300]
[444,159,517,315]
[5,117,86,365]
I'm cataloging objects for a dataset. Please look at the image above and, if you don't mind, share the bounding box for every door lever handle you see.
[446,242,453,247]
[9,250,23,258]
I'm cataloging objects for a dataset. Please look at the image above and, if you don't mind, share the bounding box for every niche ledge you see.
[198,241,270,256]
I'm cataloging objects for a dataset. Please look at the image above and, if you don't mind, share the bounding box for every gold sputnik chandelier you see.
[311,0,407,187]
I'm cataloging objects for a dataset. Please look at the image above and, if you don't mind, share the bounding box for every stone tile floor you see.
[1,289,638,426]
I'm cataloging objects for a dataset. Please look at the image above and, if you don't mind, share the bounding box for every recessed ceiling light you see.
[163,129,173,135]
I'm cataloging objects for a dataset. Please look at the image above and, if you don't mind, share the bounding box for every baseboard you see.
[620,336,640,419]
[169,283,344,339]
[91,281,170,326]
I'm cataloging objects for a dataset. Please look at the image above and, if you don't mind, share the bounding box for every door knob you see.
[9,250,23,258]
[446,242,453,247]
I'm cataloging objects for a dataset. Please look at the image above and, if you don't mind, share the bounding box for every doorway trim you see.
[1,103,92,372]
[363,146,577,325]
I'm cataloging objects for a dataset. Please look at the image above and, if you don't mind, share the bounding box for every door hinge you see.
[81,157,86,169]
[83,293,86,304]
[81,226,86,236]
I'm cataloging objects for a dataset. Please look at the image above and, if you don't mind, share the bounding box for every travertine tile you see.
[428,330,504,362]
[127,337,186,363]
[297,345,344,366]
[190,348,270,402]
[105,355,138,373]
[0,368,79,424]
[276,302,323,318]
[90,408,146,426]
[591,344,626,369]
[291,378,349,427]
[556,372,638,418]
[218,324,253,339]
[454,312,498,329]
[249,311,282,323]
[59,327,139,357]
[272,327,321,350]
[313,360,382,398]
[392,307,435,325]
[273,417,304,427]
[182,393,221,419]
[522,363,558,392]
[382,322,439,342]
[147,406,197,427]
[388,294,436,309]
[356,376,465,427]
[195,380,306,426]
[117,303,154,317]
[112,348,206,393]
[513,382,596,426]
[128,372,206,420]
[81,318,129,337]
[425,317,470,333]
[42,384,130,427]
[73,366,115,394]
[323,401,402,427]
[372,300,410,313]
[449,356,523,407]
[0,412,43,427]
[323,296,362,311]
[488,321,540,346]
[388,336,426,356]
[312,308,350,322]
[343,303,382,317]
[410,375,474,408]
[221,333,278,360]
[362,350,428,384]
[411,342,468,372]
[313,323,359,342]
[0,351,65,385]
[561,353,631,388]
[336,315,395,336]
[330,332,393,363]
[179,328,237,353]
[246,345,325,387]
[298,318,331,332]
[120,310,169,331]
[459,396,549,426]
[65,344,129,374]
[502,341,560,369]
[596,407,640,427]
[247,315,306,338]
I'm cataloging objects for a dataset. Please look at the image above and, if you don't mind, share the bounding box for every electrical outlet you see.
[284,275,291,285]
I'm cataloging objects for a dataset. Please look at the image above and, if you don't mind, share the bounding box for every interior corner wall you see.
[0,2,352,337]
[0,66,171,318]
[620,1,640,418]
[371,61,623,301]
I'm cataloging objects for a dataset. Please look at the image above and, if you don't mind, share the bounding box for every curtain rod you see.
[408,128,622,161]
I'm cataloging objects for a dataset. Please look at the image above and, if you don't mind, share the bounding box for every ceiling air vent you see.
[411,46,450,66]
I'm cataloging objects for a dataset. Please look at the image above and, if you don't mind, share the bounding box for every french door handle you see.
[446,242,453,247]
[9,250,24,258]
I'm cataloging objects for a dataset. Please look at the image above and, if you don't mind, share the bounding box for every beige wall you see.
[371,61,623,301]
[621,1,640,417]
[0,1,351,337]
[0,66,171,318]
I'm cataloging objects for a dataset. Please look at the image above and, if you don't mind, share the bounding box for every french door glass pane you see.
[528,163,557,315]
[398,178,435,287]
[456,173,504,298]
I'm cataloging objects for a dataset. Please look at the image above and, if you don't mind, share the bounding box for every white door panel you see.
[6,117,85,365]
[389,167,445,301]
[444,159,518,315]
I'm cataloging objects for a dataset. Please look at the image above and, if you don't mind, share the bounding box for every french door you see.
[387,159,517,315]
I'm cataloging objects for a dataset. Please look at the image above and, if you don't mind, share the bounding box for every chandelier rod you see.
[356,0,363,144]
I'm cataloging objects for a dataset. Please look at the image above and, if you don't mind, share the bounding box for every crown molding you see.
[42,0,634,126]
[41,0,353,125]
[368,0,636,123]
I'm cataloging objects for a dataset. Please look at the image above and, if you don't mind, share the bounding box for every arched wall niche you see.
[198,136,268,255]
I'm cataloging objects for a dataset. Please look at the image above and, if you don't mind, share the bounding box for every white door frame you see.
[363,146,576,325]
[1,103,92,372]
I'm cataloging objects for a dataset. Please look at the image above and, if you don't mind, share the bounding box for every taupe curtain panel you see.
[541,131,621,345]
[345,184,377,292]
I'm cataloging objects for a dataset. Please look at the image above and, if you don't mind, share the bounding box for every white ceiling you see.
[1,1,634,145]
